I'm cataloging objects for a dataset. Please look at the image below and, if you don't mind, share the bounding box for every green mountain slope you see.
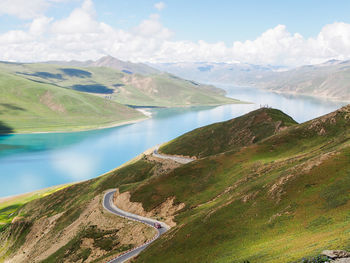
[0,70,144,133]
[131,105,350,263]
[160,108,297,158]
[2,106,350,262]
[0,157,159,262]
[0,59,239,107]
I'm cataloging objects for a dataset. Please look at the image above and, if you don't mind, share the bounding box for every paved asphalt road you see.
[153,146,194,164]
[103,190,169,263]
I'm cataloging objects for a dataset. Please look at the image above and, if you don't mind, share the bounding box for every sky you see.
[0,0,350,66]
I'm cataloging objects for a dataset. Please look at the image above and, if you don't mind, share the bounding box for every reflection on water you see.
[0,86,347,197]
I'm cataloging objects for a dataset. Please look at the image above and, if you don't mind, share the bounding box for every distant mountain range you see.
[151,61,283,85]
[255,59,350,101]
[152,59,350,101]
[47,55,160,75]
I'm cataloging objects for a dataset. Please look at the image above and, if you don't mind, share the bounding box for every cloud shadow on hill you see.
[0,121,14,137]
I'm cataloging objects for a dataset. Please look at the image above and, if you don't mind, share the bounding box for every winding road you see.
[102,148,193,262]
[103,190,169,263]
[153,146,194,164]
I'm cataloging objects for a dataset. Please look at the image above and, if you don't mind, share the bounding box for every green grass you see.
[130,105,350,263]
[133,149,350,262]
[0,185,70,225]
[112,73,239,107]
[41,226,124,263]
[0,185,71,261]
[2,106,350,262]
[0,69,145,133]
[160,108,297,158]
[0,62,241,111]
[0,154,157,261]
[0,61,242,133]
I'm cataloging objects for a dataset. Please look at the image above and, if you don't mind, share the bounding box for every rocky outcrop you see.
[322,250,350,259]
[113,189,185,227]
[332,259,350,263]
[321,250,350,262]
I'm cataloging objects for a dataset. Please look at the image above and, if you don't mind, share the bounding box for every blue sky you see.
[10,0,348,43]
[0,0,349,65]
[90,0,350,44]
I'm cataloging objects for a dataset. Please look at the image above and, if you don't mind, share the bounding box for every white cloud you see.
[228,23,350,66]
[29,16,53,36]
[52,1,99,34]
[133,14,173,39]
[231,25,305,65]
[0,30,32,44]
[0,0,350,66]
[0,0,71,19]
[154,2,166,11]
[0,0,49,19]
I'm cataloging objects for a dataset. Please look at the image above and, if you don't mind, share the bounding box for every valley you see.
[1,1,349,263]
[0,86,344,198]
[153,60,350,102]
[1,104,350,262]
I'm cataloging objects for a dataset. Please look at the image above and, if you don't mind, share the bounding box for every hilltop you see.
[159,108,297,158]
[132,105,350,263]
[89,56,160,75]
[2,105,350,262]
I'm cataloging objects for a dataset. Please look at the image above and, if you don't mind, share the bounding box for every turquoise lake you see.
[0,86,347,197]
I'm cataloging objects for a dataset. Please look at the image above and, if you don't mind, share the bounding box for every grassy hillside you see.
[160,108,297,158]
[130,105,350,263]
[0,60,239,108]
[2,106,350,262]
[0,70,144,133]
[0,156,160,262]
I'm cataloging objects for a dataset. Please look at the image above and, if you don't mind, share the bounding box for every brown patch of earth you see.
[6,193,155,263]
[39,91,66,113]
[113,190,184,228]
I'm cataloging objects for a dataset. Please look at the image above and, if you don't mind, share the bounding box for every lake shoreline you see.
[0,86,346,198]
[1,116,149,135]
[0,183,72,204]
[0,100,249,135]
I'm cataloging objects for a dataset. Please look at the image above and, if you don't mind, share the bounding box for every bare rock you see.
[321,250,350,259]
[333,258,350,263]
